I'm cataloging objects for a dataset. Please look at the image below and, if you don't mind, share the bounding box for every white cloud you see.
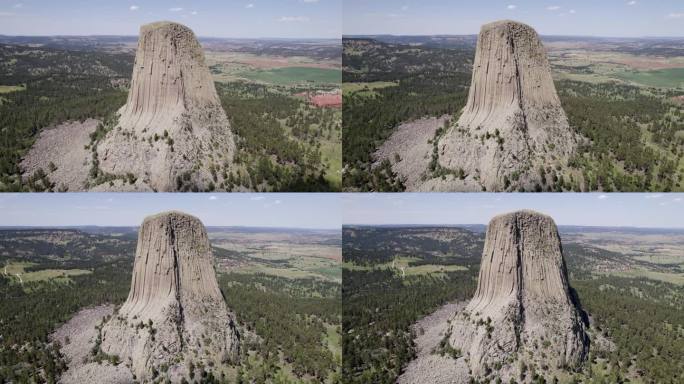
[627,1,637,5]
[245,3,254,8]
[401,5,409,11]
[667,12,684,19]
[275,200,282,205]
[0,12,15,16]
[547,5,560,11]
[673,197,683,203]
[129,5,139,11]
[302,0,319,3]
[250,196,266,201]
[507,4,517,10]
[13,3,22,8]
[597,194,608,200]
[169,7,183,12]
[190,10,197,15]
[569,9,576,14]
[209,196,218,201]
[645,194,664,199]
[279,16,310,22]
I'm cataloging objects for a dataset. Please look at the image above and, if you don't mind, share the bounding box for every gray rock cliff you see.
[100,211,239,382]
[437,21,577,191]
[97,21,235,191]
[449,210,587,380]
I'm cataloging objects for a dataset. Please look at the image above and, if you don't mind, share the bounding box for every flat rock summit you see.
[449,210,588,381]
[436,21,577,191]
[23,21,235,191]
[57,211,240,383]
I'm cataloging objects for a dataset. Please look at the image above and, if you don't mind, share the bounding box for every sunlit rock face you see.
[437,21,577,191]
[97,21,235,191]
[449,210,587,379]
[101,211,239,382]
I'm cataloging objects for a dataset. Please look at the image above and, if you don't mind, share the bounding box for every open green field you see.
[604,269,684,286]
[3,261,91,284]
[0,84,25,93]
[325,323,341,358]
[342,81,397,97]
[342,257,468,276]
[614,68,684,89]
[237,67,341,86]
[322,136,342,188]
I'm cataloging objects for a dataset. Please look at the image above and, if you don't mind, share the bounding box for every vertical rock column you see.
[97,21,235,191]
[101,211,239,381]
[450,210,587,379]
[437,20,577,191]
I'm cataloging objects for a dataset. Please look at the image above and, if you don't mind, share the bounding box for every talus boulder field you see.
[100,211,239,382]
[449,210,588,380]
[435,20,578,191]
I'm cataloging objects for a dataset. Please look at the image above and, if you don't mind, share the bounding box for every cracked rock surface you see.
[449,210,587,381]
[23,21,236,191]
[96,21,235,191]
[100,211,239,382]
[433,20,577,191]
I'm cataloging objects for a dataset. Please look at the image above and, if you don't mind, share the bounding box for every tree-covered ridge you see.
[342,225,481,383]
[217,82,341,192]
[0,229,342,384]
[574,277,684,383]
[558,80,684,192]
[342,225,684,384]
[342,38,684,192]
[0,44,130,191]
[0,43,341,192]
[342,39,471,191]
[0,261,132,383]
[342,269,477,384]
[220,273,341,383]
[0,229,136,268]
[342,226,483,266]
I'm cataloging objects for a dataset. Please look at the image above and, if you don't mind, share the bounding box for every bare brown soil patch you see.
[310,92,342,108]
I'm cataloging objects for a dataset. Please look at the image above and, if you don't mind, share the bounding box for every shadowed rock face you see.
[97,21,235,191]
[101,211,239,381]
[450,210,587,379]
[437,20,577,191]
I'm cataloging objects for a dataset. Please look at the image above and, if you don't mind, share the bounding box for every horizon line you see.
[342,223,684,230]
[0,33,341,40]
[342,33,684,39]
[0,225,341,231]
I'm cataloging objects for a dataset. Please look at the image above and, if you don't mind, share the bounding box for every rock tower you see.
[437,20,577,191]
[100,211,239,381]
[96,21,235,191]
[449,210,587,380]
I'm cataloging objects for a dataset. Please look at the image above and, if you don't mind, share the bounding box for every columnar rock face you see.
[449,210,587,379]
[96,21,235,191]
[101,211,239,381]
[437,20,577,191]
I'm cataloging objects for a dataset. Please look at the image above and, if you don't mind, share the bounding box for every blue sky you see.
[344,0,684,37]
[343,193,684,228]
[0,0,340,38]
[0,193,341,229]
